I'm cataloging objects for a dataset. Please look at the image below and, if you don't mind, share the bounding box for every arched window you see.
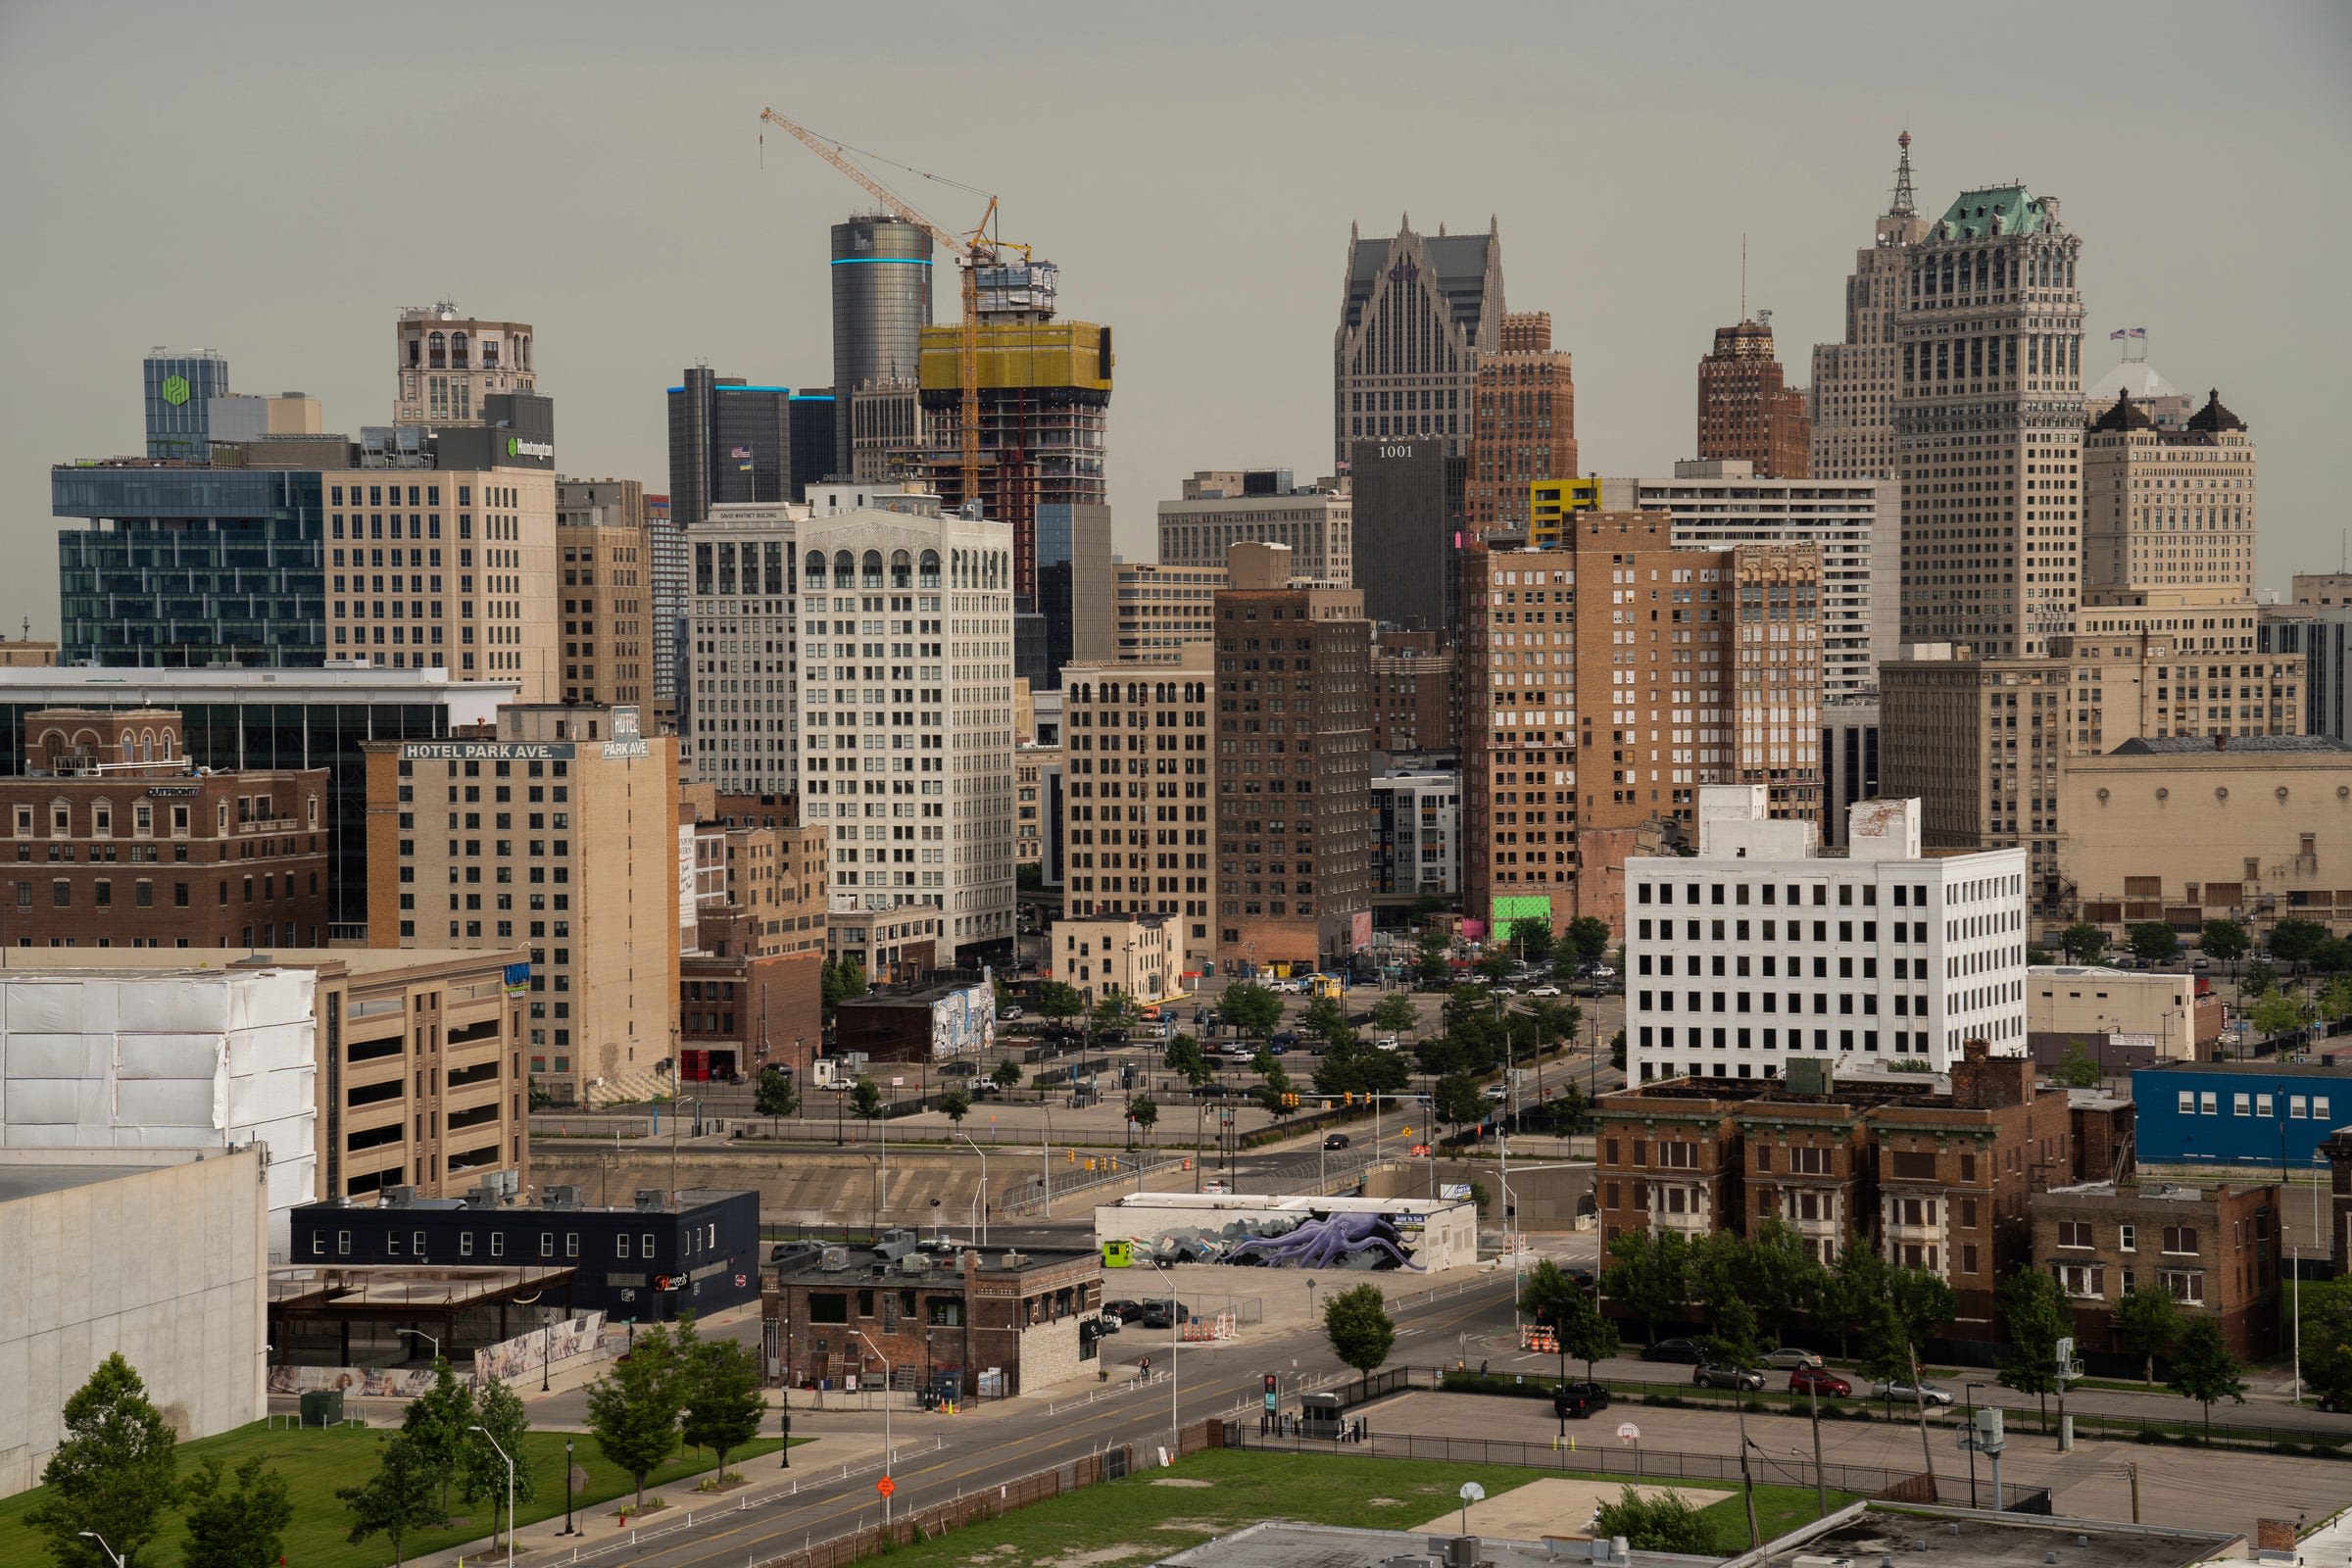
[834,550,856,585]
[861,550,884,588]
[891,550,912,589]
[120,729,135,758]
[918,549,941,588]
[450,330,469,368]
[805,550,827,586]
[428,330,447,368]
[516,334,530,369]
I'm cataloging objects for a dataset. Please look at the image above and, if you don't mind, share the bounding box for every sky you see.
[2,0,2348,642]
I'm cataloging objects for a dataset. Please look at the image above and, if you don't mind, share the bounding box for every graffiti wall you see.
[265,1312,608,1397]
[1098,1198,1478,1272]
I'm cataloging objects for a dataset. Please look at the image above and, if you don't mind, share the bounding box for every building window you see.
[2160,1270,2205,1304]
[2056,1221,2092,1250]
[616,1234,631,1258]
[2118,1224,2135,1253]
[2161,1225,2197,1255]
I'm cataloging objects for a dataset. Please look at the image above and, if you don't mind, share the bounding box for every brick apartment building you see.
[1465,310,1578,538]
[0,707,328,950]
[2032,1179,2279,1362]
[1594,1042,2075,1341]
[1369,630,1454,756]
[1697,318,1809,480]
[678,790,826,1082]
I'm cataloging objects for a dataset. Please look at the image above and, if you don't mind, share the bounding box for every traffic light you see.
[1264,1373,1278,1395]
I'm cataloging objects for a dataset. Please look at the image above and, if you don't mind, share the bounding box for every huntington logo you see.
[160,374,191,407]
[505,435,553,460]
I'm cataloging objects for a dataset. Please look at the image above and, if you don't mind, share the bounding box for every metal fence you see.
[999,1153,1184,1215]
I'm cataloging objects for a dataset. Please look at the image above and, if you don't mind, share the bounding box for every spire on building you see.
[1889,129,1917,219]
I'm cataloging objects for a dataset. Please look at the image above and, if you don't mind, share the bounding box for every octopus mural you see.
[1135,1208,1423,1271]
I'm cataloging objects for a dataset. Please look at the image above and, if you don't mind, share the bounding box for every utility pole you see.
[1737,1409,1761,1550]
[1807,1378,1827,1519]
[1907,1344,1934,1480]
[2127,1460,2139,1523]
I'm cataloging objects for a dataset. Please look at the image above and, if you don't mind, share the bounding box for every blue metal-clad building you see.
[2132,1060,2349,1168]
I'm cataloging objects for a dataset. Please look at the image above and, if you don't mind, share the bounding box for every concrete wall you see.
[0,1148,268,1497]
[530,1142,992,1228]
[1365,1158,1594,1232]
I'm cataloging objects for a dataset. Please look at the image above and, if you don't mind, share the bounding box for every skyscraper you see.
[1810,133,1930,480]
[665,368,793,530]
[1347,437,1455,631]
[1697,318,1810,479]
[646,493,683,728]
[555,478,652,709]
[1895,184,2085,657]
[1335,219,1504,471]
[2082,389,2256,597]
[1465,311,1577,536]
[143,348,229,461]
[830,215,934,482]
[393,304,535,426]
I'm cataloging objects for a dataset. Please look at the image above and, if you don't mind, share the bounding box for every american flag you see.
[2129,327,2147,340]
[2110,329,2128,342]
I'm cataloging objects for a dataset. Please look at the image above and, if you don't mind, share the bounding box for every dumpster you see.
[299,1390,344,1429]
[1102,1239,1133,1268]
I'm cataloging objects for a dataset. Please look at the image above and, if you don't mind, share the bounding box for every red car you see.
[1788,1367,1851,1397]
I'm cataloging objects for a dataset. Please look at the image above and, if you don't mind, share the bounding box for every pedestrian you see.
[1480,1358,1489,1377]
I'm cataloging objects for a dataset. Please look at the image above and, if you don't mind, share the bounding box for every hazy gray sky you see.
[4,1,2347,642]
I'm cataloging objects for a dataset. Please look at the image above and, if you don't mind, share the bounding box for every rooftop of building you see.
[1935,186,2058,240]
[1156,1521,1713,1568]
[2040,1179,2239,1203]
[0,663,520,704]
[0,1147,229,1205]
[1728,1501,2237,1568]
[297,1186,751,1218]
[2137,1057,2352,1079]
[2107,733,2346,756]
[2084,357,2184,405]
[772,1235,1098,1283]
[0,948,522,981]
[2029,964,2192,981]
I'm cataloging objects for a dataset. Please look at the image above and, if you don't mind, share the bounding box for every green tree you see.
[1414,930,1453,989]
[2270,916,2329,972]
[991,1057,1023,1092]
[338,1435,440,1568]
[820,957,869,1020]
[850,1076,885,1122]
[1251,1050,1294,1118]
[2052,1040,2103,1089]
[1433,1070,1486,1136]
[1856,1302,1917,1387]
[1592,1486,1714,1554]
[1370,993,1419,1037]
[2302,1281,2352,1410]
[1609,1028,1627,1073]
[1566,916,1612,967]
[1996,1269,2068,1429]
[1299,991,1348,1039]
[1702,1296,1765,1371]
[939,1087,972,1126]
[1475,950,1515,983]
[1518,1259,1600,1369]
[2241,958,2278,998]
[1525,998,1583,1055]
[1321,1282,1397,1396]
[1089,991,1141,1038]
[399,1357,475,1523]
[679,1329,764,1484]
[1127,1092,1158,1144]
[461,1374,536,1549]
[180,1453,295,1568]
[2200,917,2251,975]
[1216,982,1283,1040]
[1036,980,1084,1024]
[2314,938,2352,979]
[2165,1316,2248,1440]
[2128,921,2180,965]
[1734,1218,1827,1344]
[1819,1238,1890,1359]
[1545,1077,1589,1137]
[2059,923,2108,964]
[25,1354,179,1568]
[1602,1228,1692,1346]
[2319,975,2352,1029]
[2027,946,2055,967]
[1508,917,1555,964]
[1163,1032,1212,1089]
[1886,1265,1959,1358]
[1555,1276,1622,1380]
[2251,987,2315,1046]
[585,1323,684,1509]
[2114,1284,2180,1387]
[754,1066,798,1134]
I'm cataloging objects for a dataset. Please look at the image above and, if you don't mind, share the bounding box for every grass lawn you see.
[831,1449,1855,1568]
[0,1421,789,1568]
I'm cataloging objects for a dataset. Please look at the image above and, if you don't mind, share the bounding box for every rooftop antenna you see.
[1890,129,1917,219]
[1740,233,1747,321]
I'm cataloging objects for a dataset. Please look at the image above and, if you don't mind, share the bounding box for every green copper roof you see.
[1937,186,2049,239]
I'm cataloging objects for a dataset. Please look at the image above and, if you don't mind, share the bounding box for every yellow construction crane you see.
[760,106,997,505]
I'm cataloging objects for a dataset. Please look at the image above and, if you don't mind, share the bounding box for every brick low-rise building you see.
[2032,1179,2279,1363]
[763,1239,1104,1397]
[0,707,328,950]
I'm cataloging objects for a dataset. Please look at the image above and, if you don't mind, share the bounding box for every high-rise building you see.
[1059,643,1215,952]
[1112,562,1222,659]
[2083,351,2193,429]
[1624,788,2028,1086]
[1211,543,1373,971]
[850,377,928,483]
[2082,389,2256,597]
[831,215,935,482]
[797,491,1018,966]
[1033,502,1113,689]
[646,493,683,727]
[556,479,651,709]
[789,392,836,504]
[1697,318,1810,479]
[2262,575,2352,744]
[2060,595,2302,753]
[1348,437,1458,631]
[1458,514,1824,940]
[1371,769,1460,901]
[1334,219,1504,469]
[1158,472,1352,586]
[1809,133,1930,480]
[394,304,536,426]
[365,704,680,1104]
[1879,644,2067,894]
[1895,184,2085,657]
[686,502,800,797]
[1595,463,1899,703]
[1369,629,1454,758]
[144,348,230,462]
[1466,311,1577,536]
[665,368,793,530]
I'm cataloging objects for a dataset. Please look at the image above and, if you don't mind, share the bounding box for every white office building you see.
[1625,785,2027,1085]
[1600,462,1899,703]
[798,491,1018,964]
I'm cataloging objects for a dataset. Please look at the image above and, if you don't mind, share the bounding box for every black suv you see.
[1552,1380,1612,1419]
[1641,1338,1706,1364]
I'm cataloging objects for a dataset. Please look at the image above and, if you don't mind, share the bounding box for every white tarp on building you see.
[0,968,318,1250]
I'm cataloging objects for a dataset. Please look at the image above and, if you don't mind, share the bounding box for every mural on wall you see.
[1121,1208,1425,1271]
[931,981,997,1058]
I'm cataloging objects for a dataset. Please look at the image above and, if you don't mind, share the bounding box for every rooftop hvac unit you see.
[380,1186,416,1208]
[818,1246,851,1272]
[897,1253,930,1275]
[543,1185,583,1210]
[634,1190,667,1212]
[464,1185,502,1209]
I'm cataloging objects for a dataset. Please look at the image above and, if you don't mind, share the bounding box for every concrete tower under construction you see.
[830,214,934,483]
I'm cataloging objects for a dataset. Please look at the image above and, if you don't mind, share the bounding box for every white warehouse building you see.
[1626,785,2027,1085]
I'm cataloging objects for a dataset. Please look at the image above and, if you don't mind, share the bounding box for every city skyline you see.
[1,2,2346,647]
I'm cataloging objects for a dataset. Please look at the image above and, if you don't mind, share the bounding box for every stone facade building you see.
[1810,133,1930,481]
[1335,220,1503,467]
[1466,311,1577,536]
[1368,630,1454,756]
[556,478,652,709]
[1060,643,1214,954]
[1880,645,2067,895]
[2082,390,2257,598]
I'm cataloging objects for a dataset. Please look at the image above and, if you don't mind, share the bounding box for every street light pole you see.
[77,1534,123,1568]
[397,1326,441,1361]
[467,1425,515,1568]
[1964,1382,1986,1508]
[956,1132,988,1248]
[851,1329,894,1527]
[1149,1259,1181,1456]
[564,1437,577,1533]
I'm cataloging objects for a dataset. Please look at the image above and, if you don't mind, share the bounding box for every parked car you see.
[939,1061,978,1077]
[1102,1299,1148,1323]
[999,1005,1025,1021]
[2319,1393,2347,1414]
[1323,1133,1351,1151]
[1269,1031,1300,1053]
[1374,1036,1402,1053]
[1527,984,1562,997]
[1491,985,1517,999]
[1788,1367,1852,1397]
[1589,965,1617,980]
[1192,1083,1235,1100]
[1869,1379,1954,1406]
[1138,1300,1192,1330]
[1092,1313,1120,1335]
[1552,1380,1612,1419]
[1761,1348,1824,1371]
[1641,1338,1706,1364]
[1693,1364,1766,1392]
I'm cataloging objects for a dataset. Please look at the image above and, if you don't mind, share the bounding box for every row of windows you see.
[2175,1089,2331,1120]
